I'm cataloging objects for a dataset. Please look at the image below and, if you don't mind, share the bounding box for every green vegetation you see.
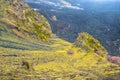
[74,32,107,57]
[0,37,120,80]
[0,0,52,41]
[0,0,120,80]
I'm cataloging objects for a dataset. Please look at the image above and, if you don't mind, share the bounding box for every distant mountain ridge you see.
[24,0,120,56]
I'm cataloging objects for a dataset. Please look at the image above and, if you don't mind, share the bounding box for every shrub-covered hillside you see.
[0,0,52,41]
[74,32,107,57]
[0,0,120,80]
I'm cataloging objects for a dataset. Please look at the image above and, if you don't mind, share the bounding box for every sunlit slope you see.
[74,32,107,57]
[0,37,120,80]
[0,0,52,41]
[0,26,120,80]
[0,0,120,80]
[0,22,51,50]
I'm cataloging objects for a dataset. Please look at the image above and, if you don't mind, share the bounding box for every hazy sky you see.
[86,0,120,2]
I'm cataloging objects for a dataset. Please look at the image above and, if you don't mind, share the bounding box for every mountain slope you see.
[74,32,107,56]
[0,0,52,41]
[25,0,120,56]
[0,0,120,80]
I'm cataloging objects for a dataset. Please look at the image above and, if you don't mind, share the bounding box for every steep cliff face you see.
[0,0,52,41]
